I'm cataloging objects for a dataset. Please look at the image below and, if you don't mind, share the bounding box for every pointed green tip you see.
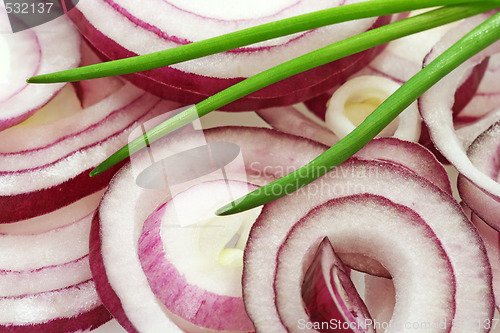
[215,194,259,216]
[215,203,241,216]
[26,74,66,84]
[89,165,105,177]
[26,75,46,84]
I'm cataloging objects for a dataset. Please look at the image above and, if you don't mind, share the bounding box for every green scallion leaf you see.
[89,3,497,177]
[216,9,500,216]
[27,0,499,83]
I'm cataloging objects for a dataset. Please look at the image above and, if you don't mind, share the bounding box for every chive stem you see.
[216,9,500,216]
[90,3,497,177]
[28,0,499,83]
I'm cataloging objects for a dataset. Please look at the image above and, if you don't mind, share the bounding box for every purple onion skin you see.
[453,57,490,116]
[302,238,367,333]
[302,252,353,333]
[0,161,125,224]
[90,212,140,333]
[419,55,489,164]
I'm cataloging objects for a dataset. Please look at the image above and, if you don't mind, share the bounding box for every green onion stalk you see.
[27,0,500,215]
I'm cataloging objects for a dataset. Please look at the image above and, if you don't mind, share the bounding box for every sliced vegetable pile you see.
[3,1,500,332]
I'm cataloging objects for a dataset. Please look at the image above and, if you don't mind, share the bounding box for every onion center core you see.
[345,96,386,127]
[326,75,421,141]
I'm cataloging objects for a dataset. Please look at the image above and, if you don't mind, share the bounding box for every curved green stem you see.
[216,9,500,215]
[90,3,497,177]
[28,0,499,83]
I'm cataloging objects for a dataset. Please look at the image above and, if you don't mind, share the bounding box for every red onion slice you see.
[419,14,500,198]
[0,190,102,234]
[471,213,500,311]
[302,10,453,123]
[0,192,112,331]
[455,108,500,151]
[0,255,91,297]
[243,159,493,332]
[273,194,455,333]
[301,237,375,333]
[93,127,488,332]
[0,6,81,131]
[91,127,328,332]
[0,83,180,223]
[456,54,500,121]
[355,137,452,195]
[457,120,500,231]
[0,280,109,332]
[73,41,125,108]
[364,275,395,329]
[256,106,339,146]
[257,109,450,195]
[68,0,384,110]
[360,10,457,84]
[138,180,260,332]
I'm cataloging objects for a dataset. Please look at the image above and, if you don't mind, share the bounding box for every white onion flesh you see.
[359,9,457,84]
[364,274,396,328]
[457,120,500,231]
[301,237,376,333]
